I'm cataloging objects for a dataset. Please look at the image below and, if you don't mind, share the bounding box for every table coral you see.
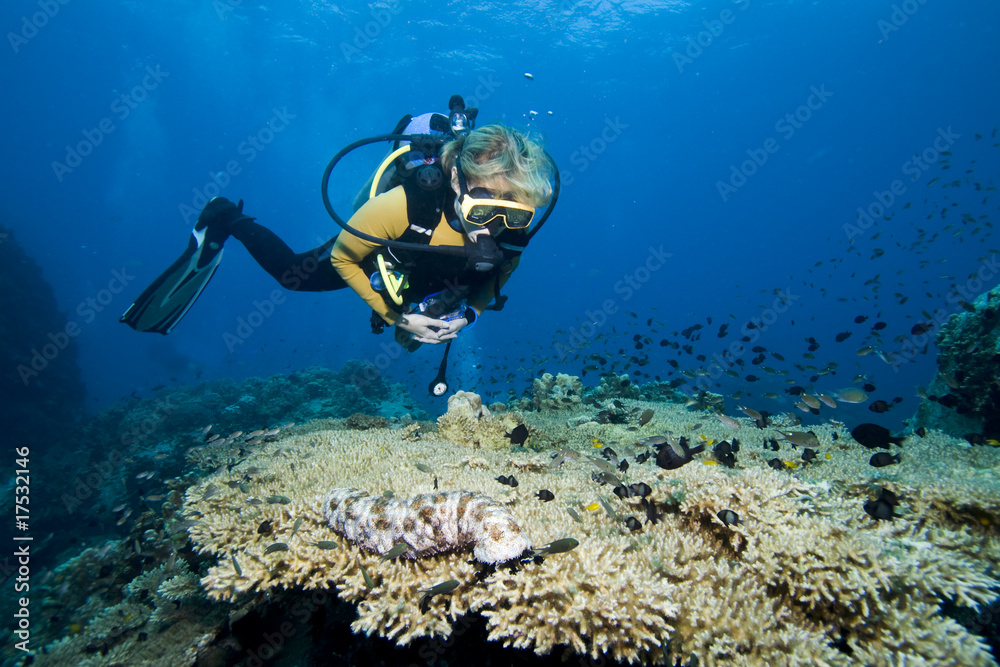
[183,399,1000,666]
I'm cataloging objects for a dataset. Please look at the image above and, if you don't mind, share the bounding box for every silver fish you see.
[311,541,338,550]
[716,414,741,429]
[380,542,408,561]
[264,542,288,554]
[420,579,460,597]
[537,538,580,555]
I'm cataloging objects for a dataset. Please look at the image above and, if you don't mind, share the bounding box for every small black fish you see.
[655,437,705,470]
[872,321,887,330]
[915,427,926,438]
[765,438,781,452]
[835,331,852,342]
[640,497,663,525]
[717,509,740,527]
[618,459,629,473]
[625,516,642,532]
[505,424,530,446]
[766,458,784,471]
[801,448,817,463]
[536,489,555,502]
[613,484,632,499]
[601,447,619,461]
[713,441,737,468]
[635,451,651,464]
[878,487,900,506]
[629,482,651,497]
[868,400,892,413]
[854,315,868,323]
[863,489,896,521]
[851,424,905,449]
[496,475,519,487]
[869,452,901,467]
[257,519,273,535]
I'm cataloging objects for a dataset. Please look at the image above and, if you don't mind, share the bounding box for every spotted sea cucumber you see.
[322,488,532,564]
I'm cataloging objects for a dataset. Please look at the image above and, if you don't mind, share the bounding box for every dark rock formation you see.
[0,225,85,446]
[912,284,1000,442]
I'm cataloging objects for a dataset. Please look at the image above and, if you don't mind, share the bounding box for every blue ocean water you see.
[2,0,998,424]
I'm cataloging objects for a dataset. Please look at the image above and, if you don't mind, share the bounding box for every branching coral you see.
[181,401,1000,666]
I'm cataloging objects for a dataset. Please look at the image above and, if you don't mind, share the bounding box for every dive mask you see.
[456,158,535,231]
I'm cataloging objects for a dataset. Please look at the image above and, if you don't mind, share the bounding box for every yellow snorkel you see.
[376,253,406,306]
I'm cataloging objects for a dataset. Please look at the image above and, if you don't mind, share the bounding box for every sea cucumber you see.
[322,488,532,564]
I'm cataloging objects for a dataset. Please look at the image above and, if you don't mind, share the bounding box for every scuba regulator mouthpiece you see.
[467,233,503,272]
[448,95,478,137]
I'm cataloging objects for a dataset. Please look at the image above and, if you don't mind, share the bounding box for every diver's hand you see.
[397,313,457,344]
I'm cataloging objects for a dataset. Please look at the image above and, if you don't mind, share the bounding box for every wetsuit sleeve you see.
[330,187,411,325]
[467,255,521,317]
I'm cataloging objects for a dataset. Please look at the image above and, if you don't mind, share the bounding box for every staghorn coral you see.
[436,390,526,448]
[181,395,1000,666]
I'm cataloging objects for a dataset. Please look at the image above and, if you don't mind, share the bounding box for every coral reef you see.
[182,396,1000,666]
[913,284,1000,441]
[25,520,227,666]
[589,372,642,402]
[437,390,526,448]
[530,372,584,410]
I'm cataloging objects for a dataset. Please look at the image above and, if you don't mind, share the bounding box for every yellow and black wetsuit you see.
[330,185,519,327]
[227,184,521,331]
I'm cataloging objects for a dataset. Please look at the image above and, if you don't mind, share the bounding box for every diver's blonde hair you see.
[440,125,553,207]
